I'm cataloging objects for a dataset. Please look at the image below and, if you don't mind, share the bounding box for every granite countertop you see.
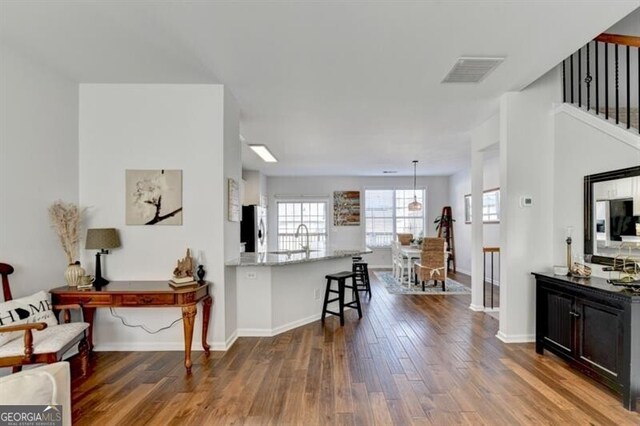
[532,272,640,300]
[226,247,373,267]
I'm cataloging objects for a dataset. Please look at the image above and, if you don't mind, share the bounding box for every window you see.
[364,189,425,248]
[277,202,327,251]
[464,188,500,223]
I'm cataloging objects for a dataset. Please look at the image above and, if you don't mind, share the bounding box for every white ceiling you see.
[1,1,637,176]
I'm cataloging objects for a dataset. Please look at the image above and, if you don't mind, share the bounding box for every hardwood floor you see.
[68,271,640,425]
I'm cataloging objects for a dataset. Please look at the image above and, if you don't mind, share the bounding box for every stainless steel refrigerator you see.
[241,205,267,253]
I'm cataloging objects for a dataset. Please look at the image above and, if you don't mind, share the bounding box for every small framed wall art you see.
[228,178,240,222]
[126,169,183,225]
[333,190,361,226]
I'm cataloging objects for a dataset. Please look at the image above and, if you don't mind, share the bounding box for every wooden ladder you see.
[437,206,456,273]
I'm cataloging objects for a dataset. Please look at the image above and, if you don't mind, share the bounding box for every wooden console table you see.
[50,281,212,372]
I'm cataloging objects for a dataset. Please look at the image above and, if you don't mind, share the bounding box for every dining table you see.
[399,245,422,286]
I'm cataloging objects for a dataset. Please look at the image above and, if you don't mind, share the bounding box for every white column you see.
[469,149,485,311]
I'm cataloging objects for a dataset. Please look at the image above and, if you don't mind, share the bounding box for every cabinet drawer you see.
[121,294,175,306]
[57,294,113,306]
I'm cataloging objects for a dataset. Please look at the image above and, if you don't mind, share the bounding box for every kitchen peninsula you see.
[226,248,372,336]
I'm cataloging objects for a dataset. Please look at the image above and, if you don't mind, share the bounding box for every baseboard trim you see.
[212,331,238,351]
[238,313,322,337]
[457,268,500,286]
[94,334,237,352]
[457,268,471,276]
[469,304,485,312]
[496,331,535,343]
[94,342,210,352]
[483,307,500,313]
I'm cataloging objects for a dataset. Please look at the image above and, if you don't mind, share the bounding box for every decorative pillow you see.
[0,291,58,346]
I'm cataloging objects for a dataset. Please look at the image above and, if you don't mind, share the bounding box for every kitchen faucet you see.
[295,224,310,254]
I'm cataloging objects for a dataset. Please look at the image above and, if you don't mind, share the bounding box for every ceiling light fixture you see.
[249,144,278,163]
[408,160,422,212]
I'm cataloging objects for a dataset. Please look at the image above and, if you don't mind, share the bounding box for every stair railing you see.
[562,33,640,132]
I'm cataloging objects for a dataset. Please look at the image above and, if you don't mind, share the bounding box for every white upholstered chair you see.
[0,263,90,376]
[0,361,72,426]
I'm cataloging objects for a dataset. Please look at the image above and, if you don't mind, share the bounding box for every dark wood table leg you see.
[81,307,96,351]
[182,304,197,372]
[78,337,89,377]
[201,295,212,355]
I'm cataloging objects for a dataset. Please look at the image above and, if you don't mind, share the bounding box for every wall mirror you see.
[584,166,640,265]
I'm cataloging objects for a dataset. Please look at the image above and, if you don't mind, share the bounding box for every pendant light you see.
[408,160,422,211]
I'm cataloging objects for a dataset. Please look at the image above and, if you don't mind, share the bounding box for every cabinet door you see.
[542,289,575,356]
[576,298,624,380]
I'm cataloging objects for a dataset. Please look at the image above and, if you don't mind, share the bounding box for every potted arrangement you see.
[49,201,84,286]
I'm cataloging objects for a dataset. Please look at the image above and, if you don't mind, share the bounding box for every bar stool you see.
[352,262,371,298]
[321,271,362,326]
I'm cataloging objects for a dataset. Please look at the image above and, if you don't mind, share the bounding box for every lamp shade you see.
[408,197,422,211]
[408,160,422,212]
[85,228,121,250]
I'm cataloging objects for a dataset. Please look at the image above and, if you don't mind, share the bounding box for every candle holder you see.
[565,227,573,274]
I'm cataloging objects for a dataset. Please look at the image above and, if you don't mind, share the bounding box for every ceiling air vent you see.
[442,57,505,83]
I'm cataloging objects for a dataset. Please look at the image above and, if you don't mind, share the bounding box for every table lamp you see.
[85,228,121,287]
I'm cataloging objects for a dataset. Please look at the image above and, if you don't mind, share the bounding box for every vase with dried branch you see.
[49,201,84,286]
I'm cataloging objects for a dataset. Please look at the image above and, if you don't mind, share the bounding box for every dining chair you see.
[397,233,413,246]
[390,242,398,278]
[413,238,447,291]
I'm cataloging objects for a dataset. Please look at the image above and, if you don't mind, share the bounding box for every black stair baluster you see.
[562,59,566,103]
[605,43,609,119]
[571,53,574,104]
[615,43,619,124]
[595,41,599,114]
[586,42,591,111]
[578,47,582,107]
[626,45,630,129]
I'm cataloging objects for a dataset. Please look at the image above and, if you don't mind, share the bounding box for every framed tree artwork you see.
[126,169,183,225]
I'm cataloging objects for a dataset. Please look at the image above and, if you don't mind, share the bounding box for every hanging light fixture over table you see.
[408,160,422,212]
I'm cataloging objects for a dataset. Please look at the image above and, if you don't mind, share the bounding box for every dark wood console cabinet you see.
[533,273,640,411]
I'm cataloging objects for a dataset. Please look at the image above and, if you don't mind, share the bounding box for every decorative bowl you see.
[571,263,592,278]
[553,266,569,276]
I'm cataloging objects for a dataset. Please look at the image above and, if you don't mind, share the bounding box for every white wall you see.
[223,87,241,343]
[266,175,450,267]
[79,84,238,351]
[0,44,79,297]
[450,153,500,282]
[498,68,560,342]
[553,109,640,266]
[608,6,640,36]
